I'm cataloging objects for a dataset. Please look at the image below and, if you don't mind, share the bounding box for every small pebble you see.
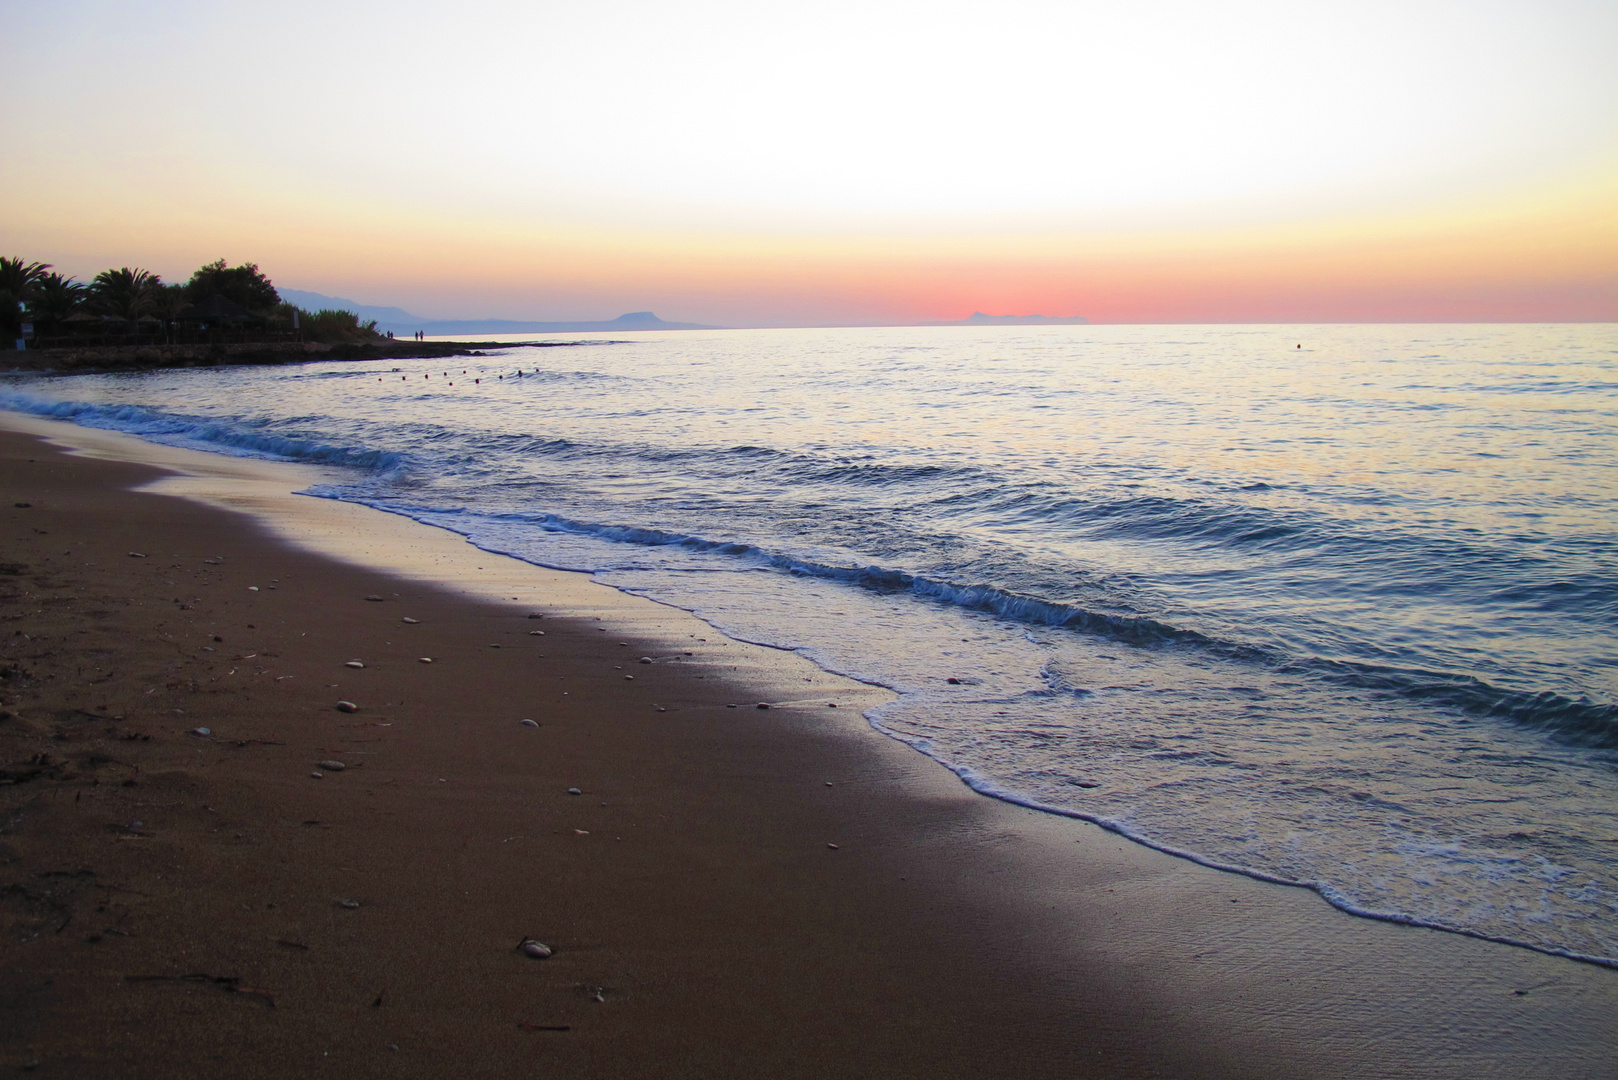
[623,675,634,681]
[418,657,433,663]
[248,586,260,592]
[567,787,582,796]
[826,843,840,850]
[317,760,347,772]
[519,719,539,728]
[345,660,365,668]
[520,939,553,959]
[192,726,212,737]
[638,657,652,664]
[127,551,146,558]
[310,771,323,779]
[335,701,359,713]
[402,617,420,624]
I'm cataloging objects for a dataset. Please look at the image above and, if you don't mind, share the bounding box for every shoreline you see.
[1,339,596,376]
[3,410,1616,1077]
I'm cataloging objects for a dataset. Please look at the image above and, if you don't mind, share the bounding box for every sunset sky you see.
[2,0,1615,325]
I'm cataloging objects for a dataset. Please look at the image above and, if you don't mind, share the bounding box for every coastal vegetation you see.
[0,256,384,348]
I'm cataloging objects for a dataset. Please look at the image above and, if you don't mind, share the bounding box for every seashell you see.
[402,617,420,624]
[317,760,346,772]
[519,719,539,728]
[335,701,359,713]
[520,939,553,959]
[345,660,365,668]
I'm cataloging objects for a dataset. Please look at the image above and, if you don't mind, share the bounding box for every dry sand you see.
[1,411,1614,1078]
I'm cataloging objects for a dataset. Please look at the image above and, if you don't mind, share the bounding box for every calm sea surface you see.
[6,323,1616,963]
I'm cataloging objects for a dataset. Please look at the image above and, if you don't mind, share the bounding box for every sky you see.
[2,0,1615,325]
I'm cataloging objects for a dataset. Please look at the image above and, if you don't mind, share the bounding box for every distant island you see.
[928,312,1089,326]
[277,291,721,336]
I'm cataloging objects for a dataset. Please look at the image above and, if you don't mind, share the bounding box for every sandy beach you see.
[1,411,1615,1079]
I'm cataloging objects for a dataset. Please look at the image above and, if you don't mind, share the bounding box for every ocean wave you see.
[328,494,1618,747]
[0,389,408,475]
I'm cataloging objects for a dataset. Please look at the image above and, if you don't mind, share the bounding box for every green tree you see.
[24,272,85,342]
[298,308,382,343]
[185,259,279,312]
[0,257,51,301]
[91,267,163,323]
[0,290,20,341]
[151,282,190,320]
[27,272,85,324]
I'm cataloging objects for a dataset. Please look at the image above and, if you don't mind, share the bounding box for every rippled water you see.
[6,322,1616,963]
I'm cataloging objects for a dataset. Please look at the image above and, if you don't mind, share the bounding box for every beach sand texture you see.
[1,412,1614,1078]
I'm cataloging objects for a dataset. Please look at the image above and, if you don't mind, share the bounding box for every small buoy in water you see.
[519,719,539,728]
[345,660,365,669]
[317,760,347,772]
[520,939,553,959]
[335,701,359,713]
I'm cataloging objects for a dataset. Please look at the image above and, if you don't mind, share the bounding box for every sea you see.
[5,323,1616,965]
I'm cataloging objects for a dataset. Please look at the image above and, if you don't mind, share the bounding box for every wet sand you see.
[1,412,1615,1078]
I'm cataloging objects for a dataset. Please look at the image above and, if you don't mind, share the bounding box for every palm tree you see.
[28,273,84,321]
[150,283,191,344]
[90,267,163,327]
[0,257,51,300]
[25,273,85,342]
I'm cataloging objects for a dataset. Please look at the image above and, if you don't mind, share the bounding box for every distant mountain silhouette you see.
[932,312,1089,326]
[278,291,721,335]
